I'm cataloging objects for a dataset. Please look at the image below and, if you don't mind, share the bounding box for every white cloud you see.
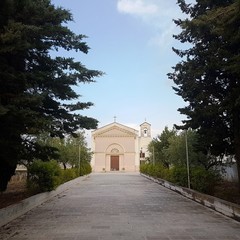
[117,0,159,16]
[148,23,177,49]
[117,0,184,49]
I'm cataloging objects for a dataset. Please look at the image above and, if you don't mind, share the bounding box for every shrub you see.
[27,159,92,193]
[60,168,78,183]
[169,166,220,193]
[28,160,61,192]
[80,162,92,176]
[155,164,170,179]
[140,163,148,174]
[140,162,221,195]
[190,167,221,194]
[140,163,171,180]
[140,163,155,176]
[171,166,188,188]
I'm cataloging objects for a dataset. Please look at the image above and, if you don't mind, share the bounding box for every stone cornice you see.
[93,125,138,138]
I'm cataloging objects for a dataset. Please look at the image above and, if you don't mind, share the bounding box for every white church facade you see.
[91,121,151,172]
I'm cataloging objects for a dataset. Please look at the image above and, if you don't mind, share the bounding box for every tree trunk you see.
[235,140,240,192]
[236,159,240,193]
[0,163,16,192]
[233,111,240,193]
[63,162,67,170]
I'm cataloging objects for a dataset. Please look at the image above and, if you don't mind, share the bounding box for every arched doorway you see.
[106,144,124,172]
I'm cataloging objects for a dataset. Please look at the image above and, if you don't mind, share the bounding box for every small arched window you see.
[143,128,148,137]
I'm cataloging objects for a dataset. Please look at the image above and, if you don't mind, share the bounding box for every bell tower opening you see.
[140,122,151,138]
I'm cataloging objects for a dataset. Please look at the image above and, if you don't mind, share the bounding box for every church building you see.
[91,121,151,172]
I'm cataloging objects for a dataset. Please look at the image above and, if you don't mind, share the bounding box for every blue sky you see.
[51,0,194,141]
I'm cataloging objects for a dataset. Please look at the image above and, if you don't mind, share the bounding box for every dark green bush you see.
[28,160,62,192]
[140,163,155,176]
[190,167,220,194]
[60,168,78,183]
[155,164,171,180]
[140,163,171,180]
[140,163,150,175]
[27,159,92,193]
[80,162,92,176]
[141,163,221,195]
[170,166,188,188]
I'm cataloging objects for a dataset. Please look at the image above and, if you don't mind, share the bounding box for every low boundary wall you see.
[10,170,27,183]
[141,173,240,222]
[0,175,90,227]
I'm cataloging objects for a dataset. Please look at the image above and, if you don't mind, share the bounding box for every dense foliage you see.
[148,127,220,170]
[147,127,177,168]
[0,0,102,191]
[168,0,240,189]
[145,127,222,194]
[28,159,91,192]
[140,163,220,194]
[35,131,92,171]
[28,160,62,192]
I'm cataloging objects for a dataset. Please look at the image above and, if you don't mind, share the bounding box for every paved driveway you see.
[0,173,240,240]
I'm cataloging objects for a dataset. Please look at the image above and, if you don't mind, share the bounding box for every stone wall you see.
[10,170,27,183]
[217,163,238,182]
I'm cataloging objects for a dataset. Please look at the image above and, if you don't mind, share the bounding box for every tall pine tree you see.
[168,0,240,189]
[0,0,102,191]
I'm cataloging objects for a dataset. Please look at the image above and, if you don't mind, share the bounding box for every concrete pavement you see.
[0,173,239,240]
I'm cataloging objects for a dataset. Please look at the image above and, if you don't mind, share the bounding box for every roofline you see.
[91,121,138,133]
[140,121,151,126]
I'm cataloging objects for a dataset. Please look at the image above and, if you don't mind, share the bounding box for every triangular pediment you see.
[92,122,138,138]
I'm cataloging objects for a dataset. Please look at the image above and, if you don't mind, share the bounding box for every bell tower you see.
[140,122,151,138]
[139,121,151,161]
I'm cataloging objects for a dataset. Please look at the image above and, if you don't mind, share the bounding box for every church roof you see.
[140,121,151,126]
[92,122,138,137]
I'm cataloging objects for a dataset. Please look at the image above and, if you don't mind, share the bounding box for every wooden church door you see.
[111,156,119,171]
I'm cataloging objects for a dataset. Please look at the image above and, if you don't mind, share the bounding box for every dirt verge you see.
[0,180,33,209]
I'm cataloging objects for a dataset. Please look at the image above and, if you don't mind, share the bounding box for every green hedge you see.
[140,163,220,194]
[170,166,188,188]
[28,160,92,192]
[79,162,92,176]
[60,168,78,183]
[28,160,62,192]
[140,163,171,180]
[190,167,220,194]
